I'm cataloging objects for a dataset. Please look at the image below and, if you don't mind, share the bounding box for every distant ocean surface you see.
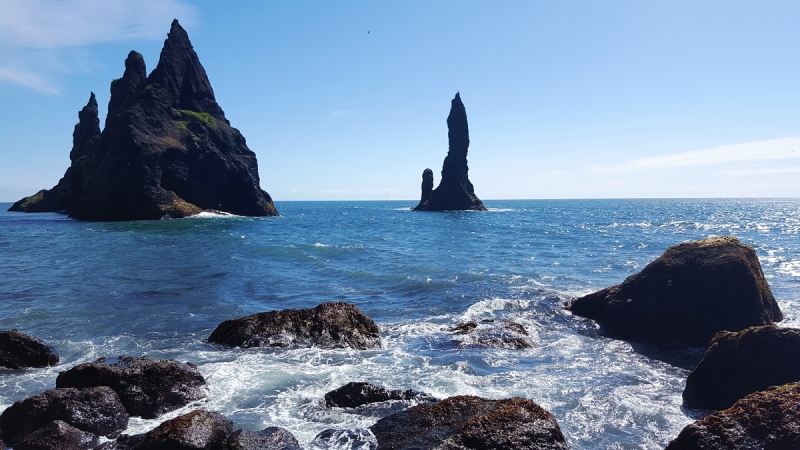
[1,199,799,449]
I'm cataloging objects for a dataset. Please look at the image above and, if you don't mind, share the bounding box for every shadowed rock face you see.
[666,382,800,450]
[569,236,782,347]
[0,387,129,446]
[208,302,381,350]
[0,330,59,369]
[14,420,100,450]
[139,410,232,450]
[9,20,278,221]
[413,93,486,212]
[683,325,800,410]
[370,395,567,450]
[56,356,207,419]
[324,382,436,408]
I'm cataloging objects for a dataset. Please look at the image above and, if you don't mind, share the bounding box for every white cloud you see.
[587,136,800,174]
[0,0,197,94]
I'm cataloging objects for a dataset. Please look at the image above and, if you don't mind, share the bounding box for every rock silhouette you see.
[569,236,782,347]
[0,330,59,369]
[9,20,278,221]
[413,93,486,211]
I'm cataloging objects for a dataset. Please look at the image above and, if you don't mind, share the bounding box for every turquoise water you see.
[1,199,799,448]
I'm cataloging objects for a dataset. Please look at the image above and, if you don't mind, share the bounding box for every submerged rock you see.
[0,387,128,446]
[569,236,782,347]
[0,330,59,369]
[324,382,436,408]
[683,325,800,410]
[309,429,377,450]
[449,319,535,349]
[139,410,232,450]
[666,382,800,449]
[14,420,100,450]
[9,20,277,221]
[208,302,381,350]
[224,427,300,450]
[370,395,567,450]
[413,93,486,211]
[56,356,207,419]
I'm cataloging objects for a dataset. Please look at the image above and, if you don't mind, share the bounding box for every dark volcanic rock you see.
[139,410,233,450]
[325,382,436,408]
[224,427,300,450]
[683,325,800,410]
[0,387,128,445]
[9,20,278,221]
[666,382,800,450]
[413,93,486,212]
[449,319,535,349]
[14,420,100,450]
[96,433,146,450]
[0,330,59,369]
[569,236,782,347]
[208,302,381,350]
[370,395,567,450]
[56,356,207,419]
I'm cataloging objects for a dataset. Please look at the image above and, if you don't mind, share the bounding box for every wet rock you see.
[56,356,207,419]
[569,236,782,347]
[14,420,100,450]
[324,382,436,408]
[225,427,300,450]
[309,429,377,450]
[0,330,59,369]
[208,302,381,350]
[683,325,800,410]
[370,395,567,450]
[9,20,278,221]
[0,387,128,445]
[413,93,487,212]
[666,382,800,449]
[139,410,233,450]
[449,319,535,349]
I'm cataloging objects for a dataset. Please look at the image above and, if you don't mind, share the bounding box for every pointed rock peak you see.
[124,51,146,81]
[149,19,218,114]
[72,92,101,161]
[87,92,98,109]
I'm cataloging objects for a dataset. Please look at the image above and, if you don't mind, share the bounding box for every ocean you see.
[1,199,799,449]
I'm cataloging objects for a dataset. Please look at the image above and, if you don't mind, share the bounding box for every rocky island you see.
[413,93,487,211]
[8,20,278,221]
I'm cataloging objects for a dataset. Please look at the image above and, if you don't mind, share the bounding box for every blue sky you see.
[1,1,799,201]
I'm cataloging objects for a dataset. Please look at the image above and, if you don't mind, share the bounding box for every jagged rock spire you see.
[413,93,486,211]
[70,92,100,162]
[147,19,221,116]
[106,51,146,129]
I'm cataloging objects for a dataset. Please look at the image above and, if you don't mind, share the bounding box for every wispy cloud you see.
[0,0,197,94]
[587,137,800,174]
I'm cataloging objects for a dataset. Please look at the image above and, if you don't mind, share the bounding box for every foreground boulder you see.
[9,20,277,221]
[225,427,300,450]
[666,382,800,449]
[14,420,100,450]
[370,395,567,450]
[413,93,487,211]
[0,330,59,369]
[449,320,535,349]
[325,382,436,408]
[569,236,782,347]
[0,387,128,445]
[56,356,207,419]
[139,410,232,450]
[683,325,800,410]
[208,302,381,350]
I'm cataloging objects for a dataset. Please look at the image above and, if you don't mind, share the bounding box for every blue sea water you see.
[1,199,799,449]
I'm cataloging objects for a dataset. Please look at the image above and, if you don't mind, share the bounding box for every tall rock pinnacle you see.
[9,20,278,220]
[413,93,487,211]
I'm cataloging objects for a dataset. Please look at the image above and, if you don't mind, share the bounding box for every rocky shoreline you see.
[3,234,800,449]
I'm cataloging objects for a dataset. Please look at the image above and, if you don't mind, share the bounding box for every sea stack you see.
[9,20,278,221]
[413,93,487,211]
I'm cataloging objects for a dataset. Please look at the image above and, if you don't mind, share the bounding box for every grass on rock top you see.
[179,110,215,126]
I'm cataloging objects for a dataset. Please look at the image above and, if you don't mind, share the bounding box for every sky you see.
[1,0,799,202]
